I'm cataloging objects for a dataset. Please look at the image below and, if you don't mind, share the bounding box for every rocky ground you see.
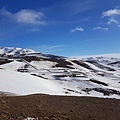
[0,94,120,120]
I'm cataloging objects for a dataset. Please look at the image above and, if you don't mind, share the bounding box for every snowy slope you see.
[0,47,120,99]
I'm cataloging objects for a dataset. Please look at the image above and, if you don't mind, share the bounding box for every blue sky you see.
[0,0,120,56]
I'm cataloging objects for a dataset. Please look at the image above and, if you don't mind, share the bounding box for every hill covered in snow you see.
[0,47,120,99]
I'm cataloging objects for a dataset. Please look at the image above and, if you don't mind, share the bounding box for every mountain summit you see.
[0,47,36,57]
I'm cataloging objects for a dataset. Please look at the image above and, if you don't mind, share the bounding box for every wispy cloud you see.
[71,26,84,32]
[64,0,94,17]
[26,27,40,32]
[43,0,94,25]
[101,7,120,27]
[32,45,65,53]
[83,16,91,21]
[107,18,119,25]
[0,8,46,32]
[80,39,96,43]
[93,26,108,31]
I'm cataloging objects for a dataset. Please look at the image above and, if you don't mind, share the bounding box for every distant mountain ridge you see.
[79,54,120,64]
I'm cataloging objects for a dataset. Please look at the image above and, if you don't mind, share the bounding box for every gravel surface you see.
[0,94,120,120]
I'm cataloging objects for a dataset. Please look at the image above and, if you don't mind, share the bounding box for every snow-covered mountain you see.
[0,47,36,57]
[0,47,120,99]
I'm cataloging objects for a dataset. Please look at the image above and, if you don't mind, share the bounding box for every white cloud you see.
[0,8,46,26]
[71,27,84,32]
[101,7,120,27]
[102,9,120,17]
[93,26,108,31]
[15,9,46,25]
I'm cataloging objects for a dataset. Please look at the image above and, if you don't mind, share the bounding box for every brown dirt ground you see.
[0,94,120,120]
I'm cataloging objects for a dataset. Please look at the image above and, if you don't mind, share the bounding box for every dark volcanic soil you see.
[0,94,120,120]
